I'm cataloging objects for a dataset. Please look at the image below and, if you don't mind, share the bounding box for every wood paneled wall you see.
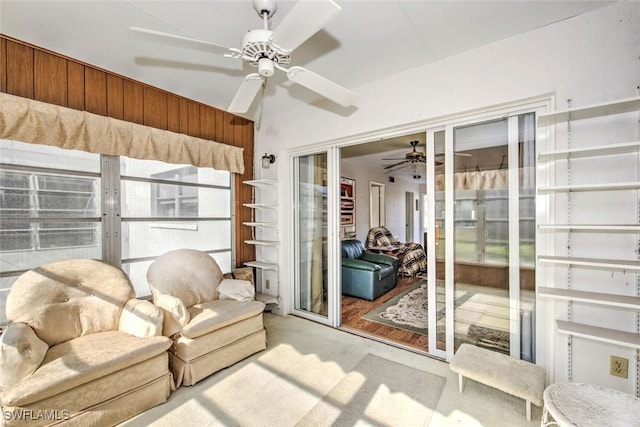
[0,35,255,268]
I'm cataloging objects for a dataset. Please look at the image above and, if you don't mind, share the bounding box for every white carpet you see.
[296,353,445,426]
[121,314,543,427]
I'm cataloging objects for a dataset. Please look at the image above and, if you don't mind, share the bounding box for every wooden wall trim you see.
[0,34,255,268]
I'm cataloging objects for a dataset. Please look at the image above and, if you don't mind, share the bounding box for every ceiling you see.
[1,0,612,123]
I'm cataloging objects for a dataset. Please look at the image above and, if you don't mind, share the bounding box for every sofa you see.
[147,249,267,387]
[341,239,398,300]
[0,259,173,427]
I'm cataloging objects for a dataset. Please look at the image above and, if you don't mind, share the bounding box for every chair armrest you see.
[153,292,190,336]
[218,278,255,302]
[362,251,398,266]
[0,323,48,388]
[119,299,164,337]
[342,258,381,272]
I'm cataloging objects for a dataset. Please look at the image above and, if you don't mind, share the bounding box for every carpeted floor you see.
[121,314,543,426]
[297,354,445,426]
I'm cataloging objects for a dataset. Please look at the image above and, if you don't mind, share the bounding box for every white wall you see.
[341,157,422,243]
[257,2,640,390]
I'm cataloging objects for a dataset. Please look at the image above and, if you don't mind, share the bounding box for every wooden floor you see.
[341,276,428,351]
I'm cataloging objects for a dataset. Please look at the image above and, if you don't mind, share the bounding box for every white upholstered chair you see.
[147,249,267,387]
[0,259,173,426]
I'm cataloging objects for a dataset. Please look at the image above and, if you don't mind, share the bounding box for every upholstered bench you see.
[449,343,546,421]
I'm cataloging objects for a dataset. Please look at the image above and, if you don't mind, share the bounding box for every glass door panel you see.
[446,114,535,360]
[294,152,328,318]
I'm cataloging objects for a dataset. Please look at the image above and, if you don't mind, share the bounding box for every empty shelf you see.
[538,255,640,270]
[244,260,278,270]
[255,292,278,304]
[538,182,640,193]
[243,179,277,187]
[244,239,279,246]
[538,96,640,125]
[538,141,640,161]
[538,224,640,231]
[243,203,278,209]
[538,287,640,309]
[556,320,640,349]
[243,222,278,228]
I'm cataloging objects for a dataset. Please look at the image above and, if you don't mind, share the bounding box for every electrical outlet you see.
[265,279,270,290]
[610,355,628,378]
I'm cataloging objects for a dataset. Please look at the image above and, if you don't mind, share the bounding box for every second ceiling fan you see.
[129,0,357,114]
[382,140,470,174]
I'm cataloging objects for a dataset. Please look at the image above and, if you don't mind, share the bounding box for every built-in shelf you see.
[538,141,640,161]
[243,222,278,228]
[243,179,277,187]
[245,239,278,246]
[255,292,278,305]
[537,95,640,125]
[538,255,640,270]
[538,224,640,231]
[538,182,640,193]
[243,179,279,309]
[538,286,640,309]
[243,203,278,209]
[556,320,640,349]
[243,260,278,270]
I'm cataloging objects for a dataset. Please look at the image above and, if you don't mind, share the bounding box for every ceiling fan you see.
[382,140,471,174]
[128,0,357,114]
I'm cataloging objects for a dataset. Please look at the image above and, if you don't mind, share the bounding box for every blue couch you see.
[341,239,398,300]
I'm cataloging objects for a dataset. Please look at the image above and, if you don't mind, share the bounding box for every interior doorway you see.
[369,181,385,228]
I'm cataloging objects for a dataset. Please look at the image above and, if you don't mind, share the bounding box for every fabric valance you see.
[434,169,531,191]
[0,92,244,174]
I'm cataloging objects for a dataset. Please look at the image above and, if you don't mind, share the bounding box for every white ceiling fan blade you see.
[270,0,341,53]
[286,66,356,108]
[228,74,263,113]
[128,26,232,56]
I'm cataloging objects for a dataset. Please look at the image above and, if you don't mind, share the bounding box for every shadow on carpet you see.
[296,353,446,426]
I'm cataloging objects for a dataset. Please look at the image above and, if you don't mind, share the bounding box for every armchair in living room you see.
[365,226,427,277]
[147,249,267,387]
[0,259,173,427]
[341,239,398,300]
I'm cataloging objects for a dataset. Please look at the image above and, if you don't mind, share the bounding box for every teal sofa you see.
[341,239,398,300]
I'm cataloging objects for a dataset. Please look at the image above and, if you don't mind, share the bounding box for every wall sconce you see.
[262,153,275,168]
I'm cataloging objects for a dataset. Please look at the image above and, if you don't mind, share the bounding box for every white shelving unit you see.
[243,179,279,306]
[537,95,640,389]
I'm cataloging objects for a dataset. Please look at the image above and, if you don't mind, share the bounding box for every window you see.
[0,171,99,251]
[0,140,233,324]
[119,157,233,296]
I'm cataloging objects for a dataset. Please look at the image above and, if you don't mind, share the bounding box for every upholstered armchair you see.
[147,249,267,387]
[341,239,398,300]
[0,259,173,427]
[365,226,427,277]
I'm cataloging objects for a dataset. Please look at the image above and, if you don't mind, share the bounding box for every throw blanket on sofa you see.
[365,227,427,277]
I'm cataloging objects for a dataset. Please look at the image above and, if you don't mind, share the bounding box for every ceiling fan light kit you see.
[129,0,356,114]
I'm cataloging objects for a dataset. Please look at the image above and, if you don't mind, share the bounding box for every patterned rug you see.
[361,281,510,352]
[361,282,429,335]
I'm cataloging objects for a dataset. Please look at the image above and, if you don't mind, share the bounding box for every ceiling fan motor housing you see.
[241,29,291,76]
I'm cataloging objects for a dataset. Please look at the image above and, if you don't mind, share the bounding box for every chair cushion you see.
[1,331,171,406]
[181,300,266,339]
[147,249,224,307]
[6,259,135,346]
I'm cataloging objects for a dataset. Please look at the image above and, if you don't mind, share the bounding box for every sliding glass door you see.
[441,113,536,361]
[293,152,330,320]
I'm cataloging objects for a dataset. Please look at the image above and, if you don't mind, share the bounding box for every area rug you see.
[361,281,429,335]
[295,353,446,427]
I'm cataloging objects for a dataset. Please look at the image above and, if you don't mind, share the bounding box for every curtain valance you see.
[435,169,531,191]
[0,93,244,174]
